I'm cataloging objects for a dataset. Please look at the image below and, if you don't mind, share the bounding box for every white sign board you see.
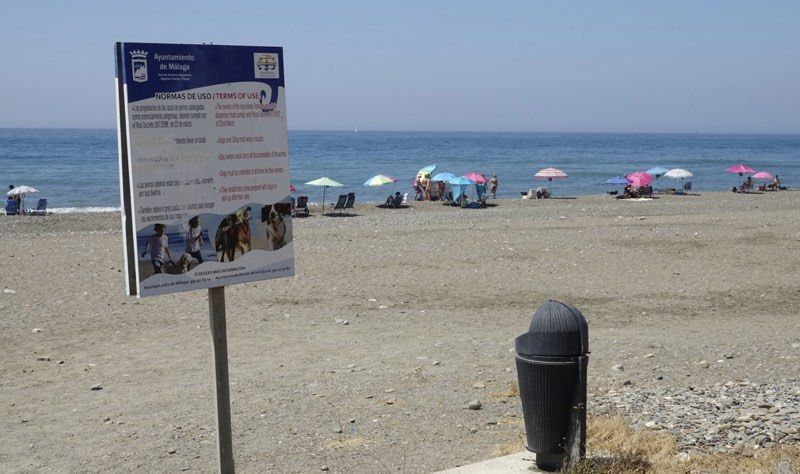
[115,42,294,297]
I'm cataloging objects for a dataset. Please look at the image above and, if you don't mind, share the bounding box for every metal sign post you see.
[208,286,234,473]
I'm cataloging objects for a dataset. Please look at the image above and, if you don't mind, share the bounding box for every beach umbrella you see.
[305,177,344,214]
[7,185,39,210]
[752,171,773,181]
[725,164,755,176]
[289,183,297,193]
[534,167,568,180]
[7,185,38,196]
[646,166,669,178]
[534,167,568,194]
[417,164,437,176]
[626,171,653,187]
[448,176,475,202]
[463,172,487,183]
[664,168,693,180]
[363,175,398,186]
[431,172,456,182]
[605,176,631,185]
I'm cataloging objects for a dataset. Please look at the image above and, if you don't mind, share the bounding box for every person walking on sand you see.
[489,174,498,198]
[185,216,204,264]
[141,223,174,274]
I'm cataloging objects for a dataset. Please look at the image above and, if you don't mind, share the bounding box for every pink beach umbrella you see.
[752,171,773,181]
[534,167,568,194]
[463,172,487,183]
[726,164,755,177]
[625,171,653,188]
[534,167,568,180]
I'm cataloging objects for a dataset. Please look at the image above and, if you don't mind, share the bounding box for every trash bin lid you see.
[515,300,588,356]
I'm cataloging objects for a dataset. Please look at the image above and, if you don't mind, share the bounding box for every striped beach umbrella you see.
[534,167,568,193]
[363,175,398,186]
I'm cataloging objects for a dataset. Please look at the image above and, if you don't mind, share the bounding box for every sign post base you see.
[209,286,235,473]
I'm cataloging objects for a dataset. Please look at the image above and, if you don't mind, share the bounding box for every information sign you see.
[115,42,294,297]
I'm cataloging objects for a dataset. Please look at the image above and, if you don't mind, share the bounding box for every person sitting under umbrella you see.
[739,176,753,193]
[767,175,781,191]
[8,185,21,208]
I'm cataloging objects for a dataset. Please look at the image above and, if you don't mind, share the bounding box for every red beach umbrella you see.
[289,183,297,193]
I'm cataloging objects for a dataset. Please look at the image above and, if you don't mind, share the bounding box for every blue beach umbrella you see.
[646,166,669,178]
[605,176,632,185]
[431,172,456,182]
[417,164,437,176]
[449,176,475,201]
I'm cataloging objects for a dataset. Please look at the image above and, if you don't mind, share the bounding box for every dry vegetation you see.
[572,415,799,473]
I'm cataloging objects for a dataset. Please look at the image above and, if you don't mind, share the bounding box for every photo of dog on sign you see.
[259,201,292,251]
[214,206,253,262]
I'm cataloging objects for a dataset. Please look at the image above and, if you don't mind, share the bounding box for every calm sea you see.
[1,128,798,211]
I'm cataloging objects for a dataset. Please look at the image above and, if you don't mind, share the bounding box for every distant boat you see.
[353,127,358,133]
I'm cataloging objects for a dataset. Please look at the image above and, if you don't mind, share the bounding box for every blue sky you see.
[1,1,798,133]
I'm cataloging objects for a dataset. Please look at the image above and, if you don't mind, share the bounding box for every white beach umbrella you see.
[7,185,39,196]
[664,168,693,180]
[7,185,39,210]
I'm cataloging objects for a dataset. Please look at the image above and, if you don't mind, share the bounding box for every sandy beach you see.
[1,191,799,472]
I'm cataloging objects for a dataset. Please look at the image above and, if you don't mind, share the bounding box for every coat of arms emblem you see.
[130,50,148,83]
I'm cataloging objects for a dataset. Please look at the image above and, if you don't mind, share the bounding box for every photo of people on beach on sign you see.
[137,217,214,279]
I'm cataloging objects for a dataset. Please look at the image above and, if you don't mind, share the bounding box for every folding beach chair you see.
[29,198,48,216]
[5,199,19,215]
[343,192,355,214]
[331,194,347,215]
[293,195,310,217]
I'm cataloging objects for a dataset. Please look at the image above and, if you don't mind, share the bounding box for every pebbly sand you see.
[1,191,799,472]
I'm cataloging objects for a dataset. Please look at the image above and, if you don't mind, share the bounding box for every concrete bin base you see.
[436,451,541,473]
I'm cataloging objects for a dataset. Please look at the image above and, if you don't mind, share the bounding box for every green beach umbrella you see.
[305,177,344,214]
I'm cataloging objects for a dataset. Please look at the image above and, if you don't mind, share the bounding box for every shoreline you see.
[5,188,795,216]
[2,190,799,471]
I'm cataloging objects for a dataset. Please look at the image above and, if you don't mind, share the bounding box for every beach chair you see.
[683,182,692,193]
[29,198,47,216]
[343,192,355,214]
[5,199,19,215]
[331,194,347,215]
[293,195,310,217]
[401,192,408,205]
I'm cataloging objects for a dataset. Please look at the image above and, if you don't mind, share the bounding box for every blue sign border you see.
[117,42,284,103]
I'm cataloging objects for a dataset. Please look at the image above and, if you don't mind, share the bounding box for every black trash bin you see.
[515,300,589,471]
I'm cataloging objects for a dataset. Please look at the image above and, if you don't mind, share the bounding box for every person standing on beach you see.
[141,223,174,274]
[413,175,422,201]
[489,175,498,198]
[185,216,204,264]
[420,174,431,200]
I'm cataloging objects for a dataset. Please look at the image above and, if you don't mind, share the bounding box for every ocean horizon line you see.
[1,127,799,137]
